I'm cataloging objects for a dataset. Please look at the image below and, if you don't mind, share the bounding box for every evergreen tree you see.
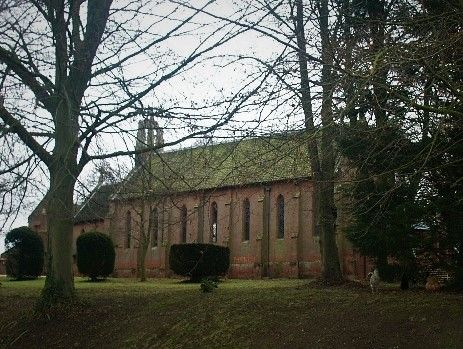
[5,226,44,280]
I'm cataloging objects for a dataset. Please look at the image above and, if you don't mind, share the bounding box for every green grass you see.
[1,276,462,348]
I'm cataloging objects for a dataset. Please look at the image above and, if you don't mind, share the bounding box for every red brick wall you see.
[28,179,370,280]
[107,179,351,279]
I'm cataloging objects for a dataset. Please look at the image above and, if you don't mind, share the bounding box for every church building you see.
[29,120,370,279]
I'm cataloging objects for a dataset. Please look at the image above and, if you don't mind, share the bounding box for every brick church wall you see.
[28,179,369,280]
[108,179,334,279]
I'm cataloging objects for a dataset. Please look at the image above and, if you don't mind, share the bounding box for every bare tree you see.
[0,0,264,304]
[175,0,344,281]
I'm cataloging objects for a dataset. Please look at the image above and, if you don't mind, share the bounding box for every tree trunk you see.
[368,1,388,127]
[400,274,410,290]
[40,98,79,306]
[137,241,148,282]
[319,180,342,281]
[318,0,342,282]
[295,0,342,282]
[41,169,77,304]
[136,200,150,282]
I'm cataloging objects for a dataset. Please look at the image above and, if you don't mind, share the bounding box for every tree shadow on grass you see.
[5,276,40,282]
[77,278,111,283]
[178,276,225,284]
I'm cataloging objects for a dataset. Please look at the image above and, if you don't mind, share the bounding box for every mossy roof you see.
[116,132,311,198]
[74,183,118,223]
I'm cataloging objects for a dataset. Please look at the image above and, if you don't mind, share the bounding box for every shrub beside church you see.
[76,231,115,281]
[169,243,230,282]
[5,226,44,280]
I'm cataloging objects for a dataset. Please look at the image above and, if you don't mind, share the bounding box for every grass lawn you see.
[0,277,462,349]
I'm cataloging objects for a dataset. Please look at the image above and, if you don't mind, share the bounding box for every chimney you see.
[146,115,164,151]
[147,115,155,148]
[156,123,164,149]
[134,120,146,167]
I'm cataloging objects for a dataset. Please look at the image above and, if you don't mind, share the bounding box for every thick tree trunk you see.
[319,180,342,281]
[295,0,342,282]
[40,98,79,306]
[368,1,388,127]
[318,0,343,282]
[41,169,77,304]
[341,0,357,125]
[400,273,410,290]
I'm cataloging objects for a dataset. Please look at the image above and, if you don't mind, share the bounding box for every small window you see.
[210,202,218,243]
[243,198,250,241]
[277,194,285,239]
[181,205,187,243]
[151,208,158,247]
[126,211,132,248]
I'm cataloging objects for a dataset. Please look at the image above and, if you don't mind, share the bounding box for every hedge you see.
[5,226,44,280]
[76,231,115,281]
[169,243,230,281]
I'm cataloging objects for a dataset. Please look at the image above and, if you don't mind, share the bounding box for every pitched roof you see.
[116,132,311,198]
[28,195,48,225]
[74,183,118,223]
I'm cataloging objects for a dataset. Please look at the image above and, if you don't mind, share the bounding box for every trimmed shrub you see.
[5,226,44,280]
[76,231,115,281]
[169,243,230,281]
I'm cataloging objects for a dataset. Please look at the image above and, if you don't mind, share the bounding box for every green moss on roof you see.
[118,133,311,198]
[74,183,118,223]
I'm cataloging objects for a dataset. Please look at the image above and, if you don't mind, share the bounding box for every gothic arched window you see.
[243,198,250,241]
[277,194,285,239]
[126,211,132,248]
[151,208,158,247]
[181,205,187,243]
[210,202,218,243]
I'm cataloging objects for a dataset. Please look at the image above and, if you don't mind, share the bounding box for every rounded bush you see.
[5,226,44,280]
[169,243,230,281]
[76,231,115,281]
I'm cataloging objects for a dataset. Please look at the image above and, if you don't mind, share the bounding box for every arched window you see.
[126,211,132,248]
[210,202,218,243]
[243,198,250,241]
[151,208,158,247]
[277,194,285,239]
[181,205,187,243]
